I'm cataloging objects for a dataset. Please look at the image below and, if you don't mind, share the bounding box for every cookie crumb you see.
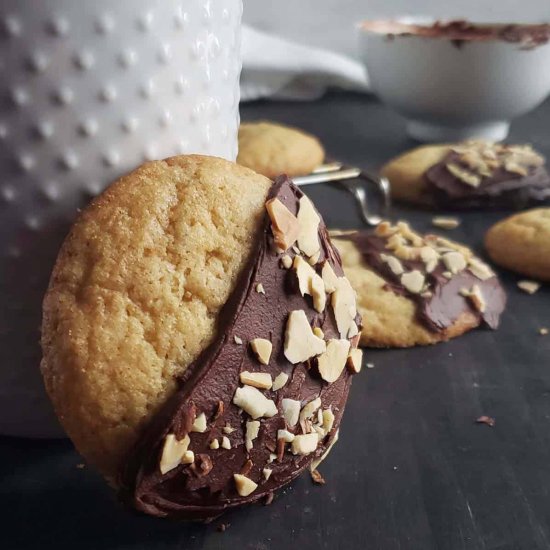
[366,362,375,369]
[432,216,461,230]
[216,523,230,532]
[76,463,85,469]
[310,469,326,485]
[540,327,549,335]
[475,415,495,427]
[517,280,541,294]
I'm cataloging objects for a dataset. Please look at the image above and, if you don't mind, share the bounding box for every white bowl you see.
[358,18,550,141]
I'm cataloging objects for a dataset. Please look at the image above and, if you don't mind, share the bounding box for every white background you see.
[243,1,550,58]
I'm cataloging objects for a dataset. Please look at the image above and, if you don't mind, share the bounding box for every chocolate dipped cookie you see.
[381,141,550,209]
[332,222,506,348]
[41,155,362,520]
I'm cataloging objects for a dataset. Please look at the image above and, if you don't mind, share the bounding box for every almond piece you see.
[313,327,324,339]
[245,420,260,452]
[380,253,404,275]
[191,412,207,433]
[322,409,335,433]
[311,429,339,471]
[281,254,292,269]
[321,261,339,293]
[517,280,540,294]
[272,372,289,391]
[299,397,322,425]
[249,338,273,366]
[297,195,321,257]
[240,370,272,390]
[234,474,258,497]
[293,256,326,313]
[468,258,494,280]
[331,277,357,339]
[223,424,235,434]
[317,339,351,383]
[282,398,301,427]
[291,433,319,456]
[446,163,481,187]
[233,335,243,345]
[209,439,220,450]
[347,348,363,374]
[266,198,300,252]
[442,251,466,274]
[233,385,278,419]
[263,468,273,481]
[181,450,195,464]
[159,434,190,475]
[277,429,296,443]
[284,310,326,364]
[221,436,231,450]
[432,216,460,230]
[460,285,487,312]
[400,270,425,294]
[256,283,265,294]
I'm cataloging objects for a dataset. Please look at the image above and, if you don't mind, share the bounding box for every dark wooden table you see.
[3,93,550,550]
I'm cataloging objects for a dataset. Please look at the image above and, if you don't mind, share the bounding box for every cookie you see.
[485,208,550,282]
[381,141,550,209]
[41,156,362,520]
[237,121,325,179]
[332,222,506,348]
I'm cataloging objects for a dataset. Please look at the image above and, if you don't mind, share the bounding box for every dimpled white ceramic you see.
[358,18,550,142]
[0,0,242,437]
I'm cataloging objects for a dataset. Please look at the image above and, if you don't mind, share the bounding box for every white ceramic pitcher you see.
[0,0,243,437]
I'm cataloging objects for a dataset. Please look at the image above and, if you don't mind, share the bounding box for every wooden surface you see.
[3,93,550,550]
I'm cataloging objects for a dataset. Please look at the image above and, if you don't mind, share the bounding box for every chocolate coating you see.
[338,230,506,332]
[120,177,360,520]
[426,151,550,209]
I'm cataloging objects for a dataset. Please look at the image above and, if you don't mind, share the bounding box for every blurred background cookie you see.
[381,141,550,209]
[237,121,325,178]
[485,208,550,282]
[331,222,506,348]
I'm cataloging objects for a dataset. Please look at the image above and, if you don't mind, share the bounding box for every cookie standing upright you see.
[41,155,363,520]
[485,208,550,282]
[332,222,506,348]
[237,121,325,178]
[381,141,550,209]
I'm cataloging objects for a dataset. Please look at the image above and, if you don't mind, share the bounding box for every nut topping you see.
[331,277,358,339]
[223,424,235,434]
[266,198,300,252]
[293,256,326,313]
[442,251,466,274]
[322,409,335,434]
[291,433,319,456]
[256,283,266,294]
[400,270,425,294]
[281,254,292,269]
[221,436,232,450]
[209,439,220,450]
[517,280,540,294]
[380,253,404,275]
[191,412,207,433]
[446,163,481,187]
[233,335,243,345]
[263,468,273,481]
[317,339,351,383]
[249,338,273,366]
[299,397,322,426]
[234,474,258,497]
[159,434,191,475]
[321,261,339,293]
[233,385,278,419]
[432,216,461,230]
[181,450,195,465]
[284,310,326,364]
[245,420,260,452]
[282,398,301,427]
[468,258,494,281]
[297,195,321,258]
[240,370,273,390]
[272,372,289,391]
[460,284,487,312]
[277,429,296,443]
[347,348,363,374]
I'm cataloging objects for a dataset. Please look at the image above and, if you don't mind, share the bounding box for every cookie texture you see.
[381,144,450,206]
[237,121,325,179]
[41,155,271,481]
[332,236,477,347]
[485,208,550,281]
